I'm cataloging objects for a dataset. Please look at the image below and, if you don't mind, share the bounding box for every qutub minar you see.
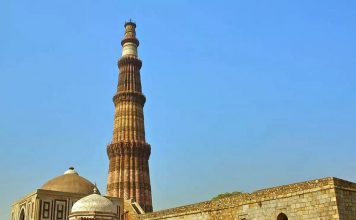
[10,21,356,220]
[106,20,153,213]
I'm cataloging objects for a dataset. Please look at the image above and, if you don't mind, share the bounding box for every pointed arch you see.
[277,213,288,220]
[19,208,25,220]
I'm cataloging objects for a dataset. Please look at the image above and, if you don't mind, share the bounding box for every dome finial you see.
[93,182,98,194]
[124,18,136,28]
[64,166,78,175]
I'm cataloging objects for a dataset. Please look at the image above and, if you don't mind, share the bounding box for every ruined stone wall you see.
[136,177,356,220]
[207,188,339,220]
[334,178,356,220]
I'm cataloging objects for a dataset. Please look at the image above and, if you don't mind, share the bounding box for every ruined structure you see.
[106,21,153,213]
[10,21,356,220]
[136,177,356,220]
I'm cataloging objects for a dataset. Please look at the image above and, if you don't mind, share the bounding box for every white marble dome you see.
[71,192,116,214]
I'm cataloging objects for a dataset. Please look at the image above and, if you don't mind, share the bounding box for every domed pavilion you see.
[68,188,119,220]
[11,167,123,220]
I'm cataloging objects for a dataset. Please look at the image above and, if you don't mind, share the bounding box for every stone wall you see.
[334,178,356,219]
[136,177,356,220]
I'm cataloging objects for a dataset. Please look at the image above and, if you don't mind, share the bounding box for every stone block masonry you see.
[135,177,356,220]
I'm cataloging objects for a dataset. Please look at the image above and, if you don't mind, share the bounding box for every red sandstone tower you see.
[106,21,153,212]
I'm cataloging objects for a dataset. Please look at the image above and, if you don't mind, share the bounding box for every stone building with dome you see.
[11,167,123,220]
[68,188,120,220]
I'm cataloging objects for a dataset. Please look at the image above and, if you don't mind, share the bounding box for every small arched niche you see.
[277,213,288,220]
[19,209,25,220]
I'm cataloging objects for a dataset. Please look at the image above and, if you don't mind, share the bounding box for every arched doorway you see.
[19,209,25,220]
[277,213,288,220]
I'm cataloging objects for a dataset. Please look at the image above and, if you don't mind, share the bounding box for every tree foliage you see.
[212,191,243,200]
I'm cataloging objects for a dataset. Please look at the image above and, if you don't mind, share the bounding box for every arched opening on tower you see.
[19,209,25,220]
[277,213,288,220]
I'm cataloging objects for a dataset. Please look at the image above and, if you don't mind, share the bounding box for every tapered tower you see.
[106,21,153,213]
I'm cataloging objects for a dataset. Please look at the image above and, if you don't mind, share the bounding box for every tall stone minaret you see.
[107,21,153,213]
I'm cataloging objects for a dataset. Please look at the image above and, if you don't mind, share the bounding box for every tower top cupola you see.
[121,19,139,57]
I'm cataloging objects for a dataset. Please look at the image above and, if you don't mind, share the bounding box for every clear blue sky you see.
[1,0,356,219]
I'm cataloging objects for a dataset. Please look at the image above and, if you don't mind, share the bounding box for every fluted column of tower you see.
[106,21,153,213]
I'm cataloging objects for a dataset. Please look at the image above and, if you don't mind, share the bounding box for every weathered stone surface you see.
[134,177,356,220]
